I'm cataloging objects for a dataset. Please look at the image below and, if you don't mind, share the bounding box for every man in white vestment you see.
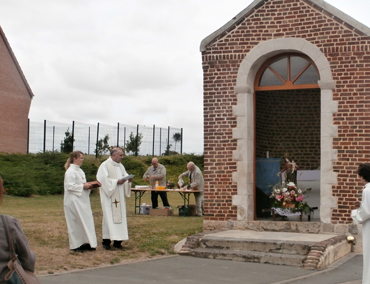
[97,147,133,250]
[351,163,370,284]
[178,161,204,217]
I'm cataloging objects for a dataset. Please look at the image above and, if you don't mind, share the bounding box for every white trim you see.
[232,38,337,224]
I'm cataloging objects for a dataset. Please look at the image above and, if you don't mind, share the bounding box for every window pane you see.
[294,65,319,85]
[270,57,288,81]
[259,68,284,86]
[290,56,310,80]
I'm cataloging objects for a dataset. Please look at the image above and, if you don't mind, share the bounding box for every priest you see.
[97,147,133,250]
[351,163,370,284]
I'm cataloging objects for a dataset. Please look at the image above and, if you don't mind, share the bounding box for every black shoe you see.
[80,244,96,251]
[113,243,124,250]
[71,248,83,253]
[102,244,111,250]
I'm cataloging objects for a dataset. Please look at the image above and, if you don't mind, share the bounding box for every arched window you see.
[255,53,320,90]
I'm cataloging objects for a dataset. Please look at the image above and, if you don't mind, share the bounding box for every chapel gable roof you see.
[200,0,370,52]
[0,25,34,98]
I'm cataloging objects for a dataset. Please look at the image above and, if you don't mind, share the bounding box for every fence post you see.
[135,124,139,156]
[27,118,30,154]
[71,121,75,151]
[152,125,155,156]
[159,128,162,156]
[167,126,170,155]
[43,120,46,153]
[88,127,90,155]
[52,126,55,151]
[117,122,120,147]
[95,122,100,158]
[123,127,126,151]
[180,128,183,155]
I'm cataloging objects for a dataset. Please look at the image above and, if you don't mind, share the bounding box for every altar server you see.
[64,151,98,253]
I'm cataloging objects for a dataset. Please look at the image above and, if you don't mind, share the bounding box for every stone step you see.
[199,236,311,255]
[188,248,306,267]
[178,230,352,269]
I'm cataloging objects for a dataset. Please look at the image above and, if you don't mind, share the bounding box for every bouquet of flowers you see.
[270,181,311,213]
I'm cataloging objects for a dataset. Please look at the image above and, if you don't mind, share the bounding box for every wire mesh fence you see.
[28,120,183,156]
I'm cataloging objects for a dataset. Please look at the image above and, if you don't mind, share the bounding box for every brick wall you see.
[202,0,370,223]
[0,29,32,154]
[256,89,321,170]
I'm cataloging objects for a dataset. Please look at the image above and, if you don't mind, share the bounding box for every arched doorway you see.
[231,38,337,225]
[253,53,320,220]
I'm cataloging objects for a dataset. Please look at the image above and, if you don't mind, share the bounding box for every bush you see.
[0,152,204,197]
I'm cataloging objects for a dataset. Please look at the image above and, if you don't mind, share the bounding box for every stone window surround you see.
[231,37,337,224]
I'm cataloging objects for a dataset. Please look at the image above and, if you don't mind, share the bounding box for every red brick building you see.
[0,26,34,153]
[201,0,370,241]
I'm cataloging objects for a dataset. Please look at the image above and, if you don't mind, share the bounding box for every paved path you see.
[38,253,362,284]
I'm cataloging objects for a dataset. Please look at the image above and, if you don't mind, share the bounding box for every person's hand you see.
[128,178,133,182]
[117,179,127,185]
[178,175,182,179]
[277,173,280,177]
[83,182,91,190]
[355,201,361,208]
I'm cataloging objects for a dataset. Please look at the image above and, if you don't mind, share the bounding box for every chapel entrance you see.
[253,53,321,221]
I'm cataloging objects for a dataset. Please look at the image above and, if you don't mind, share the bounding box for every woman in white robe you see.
[351,163,370,284]
[64,151,99,253]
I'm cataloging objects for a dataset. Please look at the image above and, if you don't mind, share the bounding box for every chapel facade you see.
[0,26,34,154]
[201,0,370,242]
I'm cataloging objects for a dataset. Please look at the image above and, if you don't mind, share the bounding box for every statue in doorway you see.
[277,158,298,184]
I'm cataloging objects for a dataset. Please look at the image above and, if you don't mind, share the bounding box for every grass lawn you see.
[0,190,203,275]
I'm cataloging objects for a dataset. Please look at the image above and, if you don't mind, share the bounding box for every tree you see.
[95,134,110,158]
[163,143,172,156]
[172,132,181,152]
[125,132,143,156]
[60,128,74,153]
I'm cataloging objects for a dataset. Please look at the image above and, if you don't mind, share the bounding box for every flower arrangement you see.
[270,181,311,213]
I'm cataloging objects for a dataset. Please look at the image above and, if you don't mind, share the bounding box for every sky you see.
[1,0,370,154]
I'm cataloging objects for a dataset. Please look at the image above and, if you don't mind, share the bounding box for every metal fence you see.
[28,120,183,156]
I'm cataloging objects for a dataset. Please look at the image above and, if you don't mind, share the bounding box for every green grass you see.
[0,190,203,274]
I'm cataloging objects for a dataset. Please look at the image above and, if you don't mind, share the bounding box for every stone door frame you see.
[232,38,337,224]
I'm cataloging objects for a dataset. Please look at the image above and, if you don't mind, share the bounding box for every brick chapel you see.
[0,26,34,154]
[201,0,370,243]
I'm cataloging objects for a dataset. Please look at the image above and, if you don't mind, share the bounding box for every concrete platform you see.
[204,230,336,242]
[179,229,352,269]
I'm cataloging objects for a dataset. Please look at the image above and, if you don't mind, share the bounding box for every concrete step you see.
[178,230,352,269]
[199,236,311,255]
[188,248,306,267]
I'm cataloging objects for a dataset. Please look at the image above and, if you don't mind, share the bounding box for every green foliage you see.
[163,143,173,156]
[172,132,181,152]
[0,152,203,197]
[94,134,110,158]
[0,152,68,196]
[125,132,143,156]
[60,128,74,153]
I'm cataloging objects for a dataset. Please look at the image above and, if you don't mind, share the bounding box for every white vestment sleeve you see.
[97,162,119,198]
[64,168,84,197]
[352,184,370,224]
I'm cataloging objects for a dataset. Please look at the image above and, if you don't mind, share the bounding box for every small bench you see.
[262,207,318,222]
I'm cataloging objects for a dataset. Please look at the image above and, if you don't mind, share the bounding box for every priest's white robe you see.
[64,164,97,249]
[351,182,370,284]
[97,157,131,241]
